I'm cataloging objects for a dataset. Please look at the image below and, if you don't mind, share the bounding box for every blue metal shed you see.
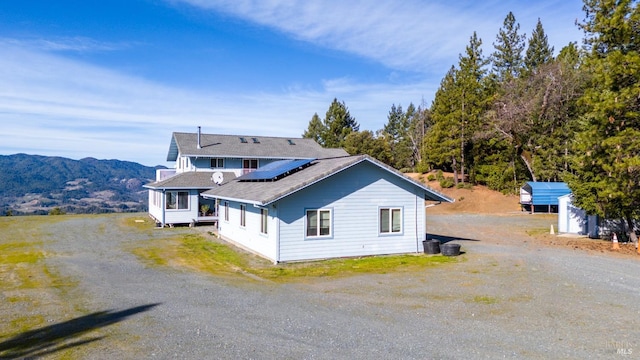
[520,182,571,213]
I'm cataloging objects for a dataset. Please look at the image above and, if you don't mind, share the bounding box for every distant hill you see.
[0,154,165,215]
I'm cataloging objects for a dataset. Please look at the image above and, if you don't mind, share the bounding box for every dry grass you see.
[0,215,88,359]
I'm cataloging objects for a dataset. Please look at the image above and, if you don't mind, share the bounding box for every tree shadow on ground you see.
[0,303,160,359]
[426,233,481,244]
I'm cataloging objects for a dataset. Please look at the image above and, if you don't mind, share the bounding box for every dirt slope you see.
[407,173,521,214]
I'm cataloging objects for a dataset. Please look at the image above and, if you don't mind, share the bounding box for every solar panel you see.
[238,158,314,181]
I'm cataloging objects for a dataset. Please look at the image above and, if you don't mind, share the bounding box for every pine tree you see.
[424,33,489,185]
[492,12,526,81]
[322,98,359,148]
[566,0,640,244]
[383,104,414,170]
[302,113,324,144]
[524,18,554,74]
[343,130,391,163]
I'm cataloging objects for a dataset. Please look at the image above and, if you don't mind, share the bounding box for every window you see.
[240,204,246,227]
[210,158,224,168]
[306,209,331,237]
[242,159,258,174]
[260,208,268,234]
[166,191,189,210]
[380,208,402,234]
[224,201,229,221]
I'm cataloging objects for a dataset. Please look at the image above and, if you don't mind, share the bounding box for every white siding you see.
[218,200,278,261]
[148,189,164,223]
[276,162,425,262]
[163,189,199,225]
[558,194,587,234]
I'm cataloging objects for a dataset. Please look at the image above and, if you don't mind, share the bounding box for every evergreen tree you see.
[424,33,489,185]
[524,18,554,73]
[456,32,490,183]
[383,103,415,170]
[566,0,640,244]
[302,113,324,144]
[423,67,460,176]
[492,12,526,80]
[322,98,359,148]
[343,130,391,163]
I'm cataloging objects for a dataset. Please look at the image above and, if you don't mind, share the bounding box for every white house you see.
[144,127,347,227]
[202,155,453,263]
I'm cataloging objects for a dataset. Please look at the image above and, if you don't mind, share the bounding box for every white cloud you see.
[3,36,132,53]
[0,40,431,166]
[173,0,584,75]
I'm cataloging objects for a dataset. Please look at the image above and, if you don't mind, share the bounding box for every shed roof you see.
[521,181,571,205]
[523,181,570,191]
[167,132,348,161]
[202,155,453,205]
[144,171,236,190]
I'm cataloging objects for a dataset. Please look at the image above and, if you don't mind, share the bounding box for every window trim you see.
[260,208,268,234]
[242,158,259,174]
[165,191,189,211]
[379,207,403,235]
[305,208,332,239]
[210,158,224,168]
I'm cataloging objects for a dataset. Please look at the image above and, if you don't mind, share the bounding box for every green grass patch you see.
[130,233,458,282]
[469,295,500,304]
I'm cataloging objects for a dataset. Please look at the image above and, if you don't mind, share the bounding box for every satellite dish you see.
[211,171,224,185]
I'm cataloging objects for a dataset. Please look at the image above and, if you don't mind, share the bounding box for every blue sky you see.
[0,0,585,166]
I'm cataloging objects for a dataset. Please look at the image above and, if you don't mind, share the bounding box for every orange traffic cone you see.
[612,233,620,250]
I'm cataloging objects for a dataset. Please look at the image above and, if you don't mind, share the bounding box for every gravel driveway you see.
[3,213,640,359]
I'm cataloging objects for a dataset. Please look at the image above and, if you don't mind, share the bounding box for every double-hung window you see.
[242,159,258,174]
[380,207,402,234]
[260,208,268,234]
[224,201,229,222]
[166,191,189,210]
[240,204,246,227]
[210,158,224,168]
[306,209,331,237]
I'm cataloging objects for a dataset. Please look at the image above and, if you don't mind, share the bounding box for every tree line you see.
[303,0,640,238]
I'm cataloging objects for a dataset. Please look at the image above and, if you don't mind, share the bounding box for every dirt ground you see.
[408,173,640,258]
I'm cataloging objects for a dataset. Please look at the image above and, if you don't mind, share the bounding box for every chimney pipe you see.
[197,126,202,149]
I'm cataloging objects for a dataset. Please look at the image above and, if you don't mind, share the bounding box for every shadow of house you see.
[0,303,160,359]
[426,233,481,244]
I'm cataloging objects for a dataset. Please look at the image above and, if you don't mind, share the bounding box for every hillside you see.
[407,173,521,214]
[0,154,164,215]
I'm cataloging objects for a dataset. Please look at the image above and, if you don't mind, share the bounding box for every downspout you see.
[274,202,280,263]
[415,194,419,253]
[161,189,166,227]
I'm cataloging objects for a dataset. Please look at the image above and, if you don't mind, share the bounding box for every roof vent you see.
[239,137,248,143]
[252,137,260,144]
[197,126,202,149]
[287,139,296,145]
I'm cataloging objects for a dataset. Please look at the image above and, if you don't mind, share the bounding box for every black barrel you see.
[441,243,461,256]
[423,239,441,254]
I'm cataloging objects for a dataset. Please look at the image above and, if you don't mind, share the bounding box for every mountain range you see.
[0,154,165,215]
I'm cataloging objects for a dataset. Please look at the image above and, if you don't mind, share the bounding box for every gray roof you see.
[144,171,236,190]
[167,132,348,161]
[202,155,453,205]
